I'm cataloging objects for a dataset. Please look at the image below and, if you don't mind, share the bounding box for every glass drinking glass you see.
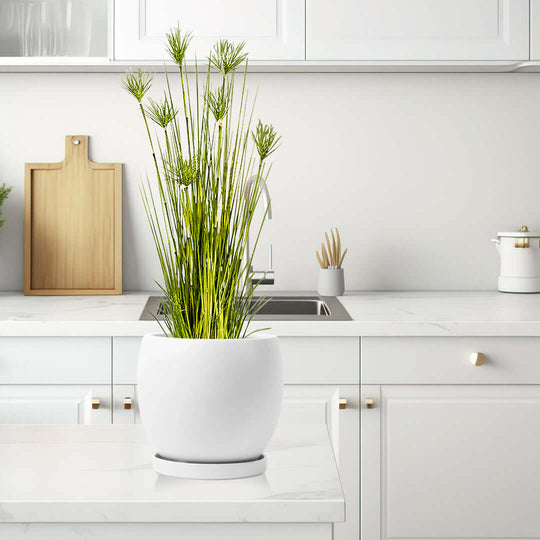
[15,0,68,56]
[62,0,91,56]
[0,0,21,55]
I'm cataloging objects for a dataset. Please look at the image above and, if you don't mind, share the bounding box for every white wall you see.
[0,72,538,292]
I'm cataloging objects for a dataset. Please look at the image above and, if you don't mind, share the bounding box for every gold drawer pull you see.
[91,398,100,410]
[365,398,374,409]
[470,352,487,366]
[338,398,347,410]
[124,397,132,410]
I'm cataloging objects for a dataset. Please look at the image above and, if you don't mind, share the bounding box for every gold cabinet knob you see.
[124,397,132,410]
[91,398,100,410]
[365,398,374,409]
[338,398,347,410]
[470,352,487,366]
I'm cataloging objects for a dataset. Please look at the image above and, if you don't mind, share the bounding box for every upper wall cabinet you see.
[0,0,108,59]
[2,0,540,71]
[114,0,305,61]
[306,0,530,61]
[530,0,540,59]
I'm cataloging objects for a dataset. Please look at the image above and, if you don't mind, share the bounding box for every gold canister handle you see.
[470,352,487,366]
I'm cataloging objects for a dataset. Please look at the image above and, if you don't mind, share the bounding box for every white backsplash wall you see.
[0,72,538,291]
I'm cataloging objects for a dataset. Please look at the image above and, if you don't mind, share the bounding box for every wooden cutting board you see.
[24,136,122,295]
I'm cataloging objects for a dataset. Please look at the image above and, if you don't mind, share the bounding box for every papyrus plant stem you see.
[123,28,280,339]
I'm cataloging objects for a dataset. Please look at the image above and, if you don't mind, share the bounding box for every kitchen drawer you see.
[0,384,111,424]
[114,337,359,385]
[0,337,111,384]
[362,337,540,384]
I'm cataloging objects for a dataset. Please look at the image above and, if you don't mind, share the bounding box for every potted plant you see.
[0,183,12,229]
[123,28,282,479]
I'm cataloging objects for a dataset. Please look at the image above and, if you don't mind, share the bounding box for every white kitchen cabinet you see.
[531,0,540,59]
[362,385,540,539]
[307,0,530,61]
[0,337,112,424]
[113,336,359,385]
[284,385,358,540]
[114,0,305,62]
[361,334,540,539]
[0,0,108,59]
[362,336,540,384]
[0,385,111,424]
[0,337,111,385]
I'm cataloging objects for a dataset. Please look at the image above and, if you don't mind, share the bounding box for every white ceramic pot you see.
[492,225,540,293]
[137,333,283,465]
[317,268,345,296]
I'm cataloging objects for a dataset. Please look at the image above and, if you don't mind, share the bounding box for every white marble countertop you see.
[0,423,344,523]
[2,290,540,336]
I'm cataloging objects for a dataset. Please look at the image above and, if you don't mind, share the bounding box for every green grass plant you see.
[0,183,12,229]
[123,27,280,339]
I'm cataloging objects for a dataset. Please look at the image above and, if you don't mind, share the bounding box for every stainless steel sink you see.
[140,295,351,321]
[250,296,329,316]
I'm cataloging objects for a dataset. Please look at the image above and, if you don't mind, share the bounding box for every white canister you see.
[317,268,345,296]
[492,225,540,293]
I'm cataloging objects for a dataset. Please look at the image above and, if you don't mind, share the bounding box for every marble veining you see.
[2,290,540,336]
[0,424,344,523]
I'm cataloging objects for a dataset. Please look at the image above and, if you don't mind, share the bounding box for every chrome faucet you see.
[244,174,274,285]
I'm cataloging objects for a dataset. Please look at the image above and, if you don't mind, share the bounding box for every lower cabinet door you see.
[362,385,540,539]
[281,386,359,540]
[0,385,111,424]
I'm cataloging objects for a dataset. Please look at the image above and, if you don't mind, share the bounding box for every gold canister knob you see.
[521,225,529,232]
[338,398,347,410]
[91,398,100,410]
[124,397,132,410]
[365,398,374,409]
[470,352,487,366]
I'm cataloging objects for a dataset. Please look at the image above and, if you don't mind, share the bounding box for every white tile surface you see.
[0,423,344,523]
[2,74,540,293]
[2,291,540,336]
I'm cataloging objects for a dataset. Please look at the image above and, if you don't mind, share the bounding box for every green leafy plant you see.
[0,183,12,229]
[123,27,280,339]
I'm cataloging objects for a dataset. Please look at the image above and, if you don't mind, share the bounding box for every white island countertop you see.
[2,291,540,336]
[0,423,343,523]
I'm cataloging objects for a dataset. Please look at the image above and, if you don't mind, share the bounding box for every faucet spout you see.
[245,175,272,220]
[244,174,274,285]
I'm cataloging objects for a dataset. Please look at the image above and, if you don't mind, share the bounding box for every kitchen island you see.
[0,423,343,539]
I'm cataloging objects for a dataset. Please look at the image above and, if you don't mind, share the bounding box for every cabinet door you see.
[282,385,360,540]
[0,385,111,424]
[531,0,540,59]
[362,385,540,539]
[307,0,529,61]
[114,0,305,61]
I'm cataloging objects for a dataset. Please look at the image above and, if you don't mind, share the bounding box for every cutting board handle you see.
[64,135,89,164]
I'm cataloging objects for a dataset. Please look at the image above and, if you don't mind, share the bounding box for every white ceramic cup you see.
[317,268,345,296]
